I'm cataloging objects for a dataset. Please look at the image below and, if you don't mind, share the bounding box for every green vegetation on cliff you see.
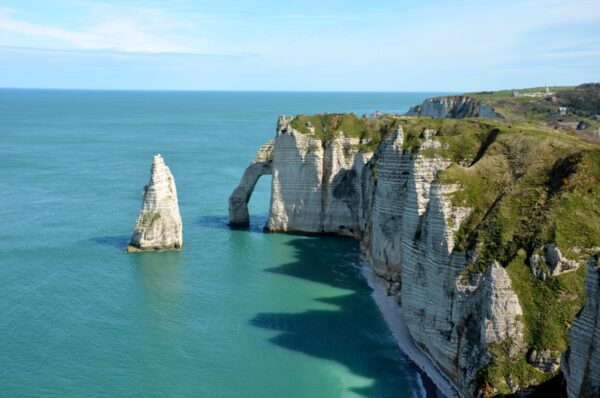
[289,113,397,151]
[477,337,555,396]
[476,250,586,394]
[434,119,599,394]
[291,110,599,395]
[506,251,586,352]
[439,130,599,267]
[466,83,600,144]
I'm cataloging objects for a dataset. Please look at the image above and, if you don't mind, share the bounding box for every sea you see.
[0,90,448,398]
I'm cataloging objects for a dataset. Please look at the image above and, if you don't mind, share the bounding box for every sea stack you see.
[128,154,183,252]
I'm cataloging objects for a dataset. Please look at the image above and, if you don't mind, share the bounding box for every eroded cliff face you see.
[230,114,599,396]
[266,116,372,235]
[360,129,523,395]
[230,119,524,396]
[406,96,502,119]
[562,255,600,398]
[129,154,183,252]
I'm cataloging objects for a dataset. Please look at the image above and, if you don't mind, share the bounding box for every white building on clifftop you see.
[513,84,555,99]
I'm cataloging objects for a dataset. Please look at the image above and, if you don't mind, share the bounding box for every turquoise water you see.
[0,90,446,397]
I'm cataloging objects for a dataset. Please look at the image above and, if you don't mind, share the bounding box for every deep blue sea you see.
[0,90,447,397]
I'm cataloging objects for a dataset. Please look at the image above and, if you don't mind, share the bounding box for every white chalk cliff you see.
[266,116,371,235]
[360,127,523,395]
[229,118,527,396]
[562,254,600,398]
[405,96,502,119]
[128,154,183,252]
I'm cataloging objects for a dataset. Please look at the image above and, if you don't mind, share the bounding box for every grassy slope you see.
[290,113,600,394]
[435,121,599,394]
[466,85,600,144]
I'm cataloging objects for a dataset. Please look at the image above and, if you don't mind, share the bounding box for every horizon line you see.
[1,84,589,94]
[0,86,462,94]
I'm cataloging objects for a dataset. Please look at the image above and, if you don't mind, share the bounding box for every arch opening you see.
[228,161,272,226]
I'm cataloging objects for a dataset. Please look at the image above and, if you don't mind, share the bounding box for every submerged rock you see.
[128,154,183,252]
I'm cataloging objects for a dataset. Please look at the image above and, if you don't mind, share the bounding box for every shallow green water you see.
[0,90,446,397]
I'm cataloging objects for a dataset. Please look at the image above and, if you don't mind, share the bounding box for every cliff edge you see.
[405,96,502,119]
[230,113,600,396]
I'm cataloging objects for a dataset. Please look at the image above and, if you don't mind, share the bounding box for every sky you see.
[0,0,598,91]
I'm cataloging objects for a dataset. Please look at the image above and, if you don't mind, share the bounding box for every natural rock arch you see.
[228,141,274,226]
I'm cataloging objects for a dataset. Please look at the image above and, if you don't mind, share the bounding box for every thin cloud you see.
[0,0,598,91]
[0,45,258,59]
[0,6,208,53]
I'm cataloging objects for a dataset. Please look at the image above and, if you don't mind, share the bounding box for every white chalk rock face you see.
[562,254,600,398]
[266,116,371,235]
[128,154,183,252]
[482,261,524,356]
[231,118,528,396]
[405,96,502,119]
[363,133,525,394]
[267,119,324,232]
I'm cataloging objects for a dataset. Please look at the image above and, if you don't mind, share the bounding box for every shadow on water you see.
[91,235,130,250]
[251,236,441,398]
[197,214,268,234]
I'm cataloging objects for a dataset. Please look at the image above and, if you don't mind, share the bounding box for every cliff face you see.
[266,116,372,235]
[562,255,600,398]
[406,96,502,119]
[359,128,523,394]
[230,114,600,396]
[129,154,183,252]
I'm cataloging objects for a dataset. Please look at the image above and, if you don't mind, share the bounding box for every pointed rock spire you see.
[128,154,183,252]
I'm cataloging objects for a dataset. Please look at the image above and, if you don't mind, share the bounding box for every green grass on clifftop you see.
[290,109,599,396]
[290,112,599,395]
[465,84,600,144]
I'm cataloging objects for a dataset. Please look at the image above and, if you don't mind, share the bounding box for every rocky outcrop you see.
[544,243,581,274]
[562,254,600,398]
[527,349,561,373]
[483,261,525,355]
[405,96,502,119]
[529,243,581,281]
[128,154,182,252]
[228,141,274,226]
[231,118,527,396]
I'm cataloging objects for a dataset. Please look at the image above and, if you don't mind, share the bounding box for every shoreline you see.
[360,263,463,398]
